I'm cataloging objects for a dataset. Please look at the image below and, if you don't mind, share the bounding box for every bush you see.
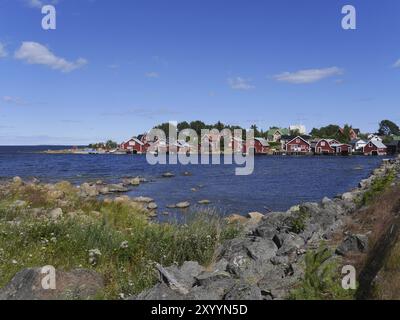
[289,245,354,300]
[359,170,396,206]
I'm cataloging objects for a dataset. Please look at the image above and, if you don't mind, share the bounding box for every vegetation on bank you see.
[357,169,396,206]
[0,180,240,299]
[290,245,354,300]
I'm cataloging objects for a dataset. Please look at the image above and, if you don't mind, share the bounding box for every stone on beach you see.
[198,200,211,205]
[162,172,175,178]
[147,202,158,210]
[175,202,191,209]
[225,214,248,224]
[132,196,154,203]
[0,268,104,300]
[122,177,140,186]
[247,212,264,223]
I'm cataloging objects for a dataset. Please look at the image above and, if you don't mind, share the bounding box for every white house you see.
[350,139,367,152]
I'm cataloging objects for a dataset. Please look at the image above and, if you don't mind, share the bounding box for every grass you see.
[357,170,396,207]
[289,245,354,300]
[371,240,400,299]
[0,180,240,299]
[287,208,310,234]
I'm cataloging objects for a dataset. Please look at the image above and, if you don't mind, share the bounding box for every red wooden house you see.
[314,139,339,154]
[285,136,311,153]
[314,139,351,155]
[120,137,147,154]
[363,140,388,156]
[254,138,269,154]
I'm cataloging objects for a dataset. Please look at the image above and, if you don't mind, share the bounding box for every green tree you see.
[189,120,207,136]
[105,140,118,150]
[336,124,353,143]
[250,124,261,137]
[177,121,190,131]
[378,120,400,136]
[310,125,340,139]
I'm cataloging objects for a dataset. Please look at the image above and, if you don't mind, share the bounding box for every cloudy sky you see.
[0,0,399,145]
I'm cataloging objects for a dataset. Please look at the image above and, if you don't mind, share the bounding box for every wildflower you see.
[88,248,101,266]
[11,259,18,264]
[120,241,129,249]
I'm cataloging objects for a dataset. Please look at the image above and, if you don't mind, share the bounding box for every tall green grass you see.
[0,183,240,299]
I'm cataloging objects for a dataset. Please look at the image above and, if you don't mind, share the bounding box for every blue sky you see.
[0,0,399,145]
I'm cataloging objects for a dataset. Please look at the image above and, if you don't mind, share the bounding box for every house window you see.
[321,141,326,146]
[296,139,300,143]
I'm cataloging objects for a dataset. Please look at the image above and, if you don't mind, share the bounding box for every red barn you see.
[120,137,147,154]
[315,139,339,154]
[330,143,352,155]
[363,140,387,156]
[285,136,311,153]
[254,138,269,154]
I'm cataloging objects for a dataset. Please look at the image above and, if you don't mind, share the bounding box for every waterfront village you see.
[53,120,400,156]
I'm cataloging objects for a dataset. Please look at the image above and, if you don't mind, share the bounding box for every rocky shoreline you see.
[134,156,400,300]
[0,157,399,300]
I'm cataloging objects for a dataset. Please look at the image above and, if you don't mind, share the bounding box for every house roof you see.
[282,134,311,141]
[267,128,290,136]
[285,136,311,146]
[369,140,387,149]
[254,137,269,147]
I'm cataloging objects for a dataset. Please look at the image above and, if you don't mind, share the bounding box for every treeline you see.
[88,140,118,150]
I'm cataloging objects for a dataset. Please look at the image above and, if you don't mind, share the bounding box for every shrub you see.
[289,245,354,300]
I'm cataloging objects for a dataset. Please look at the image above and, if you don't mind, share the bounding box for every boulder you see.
[162,172,175,178]
[188,278,236,300]
[197,200,211,205]
[175,202,190,209]
[224,282,262,300]
[225,214,248,225]
[0,268,103,300]
[80,183,98,197]
[336,234,369,255]
[107,184,128,193]
[12,176,23,185]
[147,202,158,210]
[135,282,186,300]
[132,196,154,203]
[247,212,264,223]
[122,177,140,186]
[48,208,63,220]
[221,237,278,281]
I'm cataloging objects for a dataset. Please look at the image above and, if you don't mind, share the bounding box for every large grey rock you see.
[175,202,191,209]
[107,184,128,193]
[336,234,369,255]
[135,282,186,300]
[188,278,236,300]
[0,268,104,300]
[163,261,204,290]
[80,183,98,197]
[220,237,278,281]
[224,282,262,300]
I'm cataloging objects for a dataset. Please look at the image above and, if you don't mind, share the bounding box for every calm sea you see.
[0,146,388,219]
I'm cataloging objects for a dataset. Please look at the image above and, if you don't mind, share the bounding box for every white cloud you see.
[145,72,160,78]
[393,59,400,68]
[14,42,87,73]
[273,67,343,84]
[0,42,7,58]
[228,77,255,90]
[2,96,26,105]
[25,0,58,9]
